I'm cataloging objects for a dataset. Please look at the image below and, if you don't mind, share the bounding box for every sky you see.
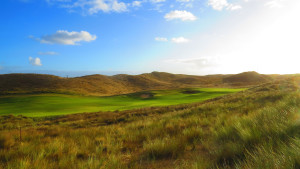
[0,0,299,77]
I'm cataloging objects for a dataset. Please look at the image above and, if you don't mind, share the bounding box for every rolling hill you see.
[223,71,272,85]
[0,71,283,96]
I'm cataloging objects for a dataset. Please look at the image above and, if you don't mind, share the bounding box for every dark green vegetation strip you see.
[0,88,244,117]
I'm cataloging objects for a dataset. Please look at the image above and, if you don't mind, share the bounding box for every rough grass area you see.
[0,88,243,117]
[0,79,300,168]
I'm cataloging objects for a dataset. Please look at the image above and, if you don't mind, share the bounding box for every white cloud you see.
[132,1,142,7]
[48,0,199,15]
[208,0,242,11]
[151,3,164,12]
[227,4,242,10]
[265,0,283,8]
[165,57,215,67]
[176,0,193,8]
[88,0,127,14]
[155,37,168,42]
[208,0,227,10]
[29,57,42,66]
[171,37,189,43]
[38,51,59,55]
[164,10,197,21]
[152,56,220,75]
[184,3,193,8]
[37,30,97,45]
[177,0,190,2]
[46,0,71,3]
[111,0,127,12]
[51,0,128,14]
[155,36,190,43]
[150,0,166,3]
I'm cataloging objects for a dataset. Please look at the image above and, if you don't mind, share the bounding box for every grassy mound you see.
[223,71,272,85]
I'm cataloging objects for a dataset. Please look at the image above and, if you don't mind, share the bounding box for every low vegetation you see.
[0,78,299,168]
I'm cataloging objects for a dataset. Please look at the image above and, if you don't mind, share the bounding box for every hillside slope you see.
[223,71,272,86]
[0,71,281,96]
[1,78,300,168]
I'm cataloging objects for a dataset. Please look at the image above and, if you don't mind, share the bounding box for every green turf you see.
[0,88,245,117]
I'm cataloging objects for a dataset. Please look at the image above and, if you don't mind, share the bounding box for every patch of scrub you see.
[181,89,202,94]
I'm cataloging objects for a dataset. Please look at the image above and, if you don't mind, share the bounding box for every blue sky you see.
[0,0,299,76]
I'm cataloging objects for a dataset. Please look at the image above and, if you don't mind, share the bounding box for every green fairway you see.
[0,88,245,117]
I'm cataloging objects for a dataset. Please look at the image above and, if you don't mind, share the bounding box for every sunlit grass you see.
[0,88,244,117]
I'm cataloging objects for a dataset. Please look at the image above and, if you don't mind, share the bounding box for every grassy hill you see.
[223,71,272,85]
[0,71,281,96]
[0,78,300,168]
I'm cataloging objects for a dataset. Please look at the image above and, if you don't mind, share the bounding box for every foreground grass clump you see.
[142,137,184,159]
[0,79,300,168]
[211,98,300,167]
[0,133,15,150]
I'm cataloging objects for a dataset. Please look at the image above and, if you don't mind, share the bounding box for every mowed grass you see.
[0,88,244,117]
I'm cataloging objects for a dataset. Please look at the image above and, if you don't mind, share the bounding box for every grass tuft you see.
[0,133,15,149]
[142,137,184,159]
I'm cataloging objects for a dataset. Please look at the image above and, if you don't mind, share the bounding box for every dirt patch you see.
[140,93,154,99]
[128,91,155,99]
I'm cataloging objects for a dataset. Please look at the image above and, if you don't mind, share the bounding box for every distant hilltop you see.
[0,71,291,96]
[223,71,271,84]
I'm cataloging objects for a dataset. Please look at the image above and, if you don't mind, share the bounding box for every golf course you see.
[0,88,244,117]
